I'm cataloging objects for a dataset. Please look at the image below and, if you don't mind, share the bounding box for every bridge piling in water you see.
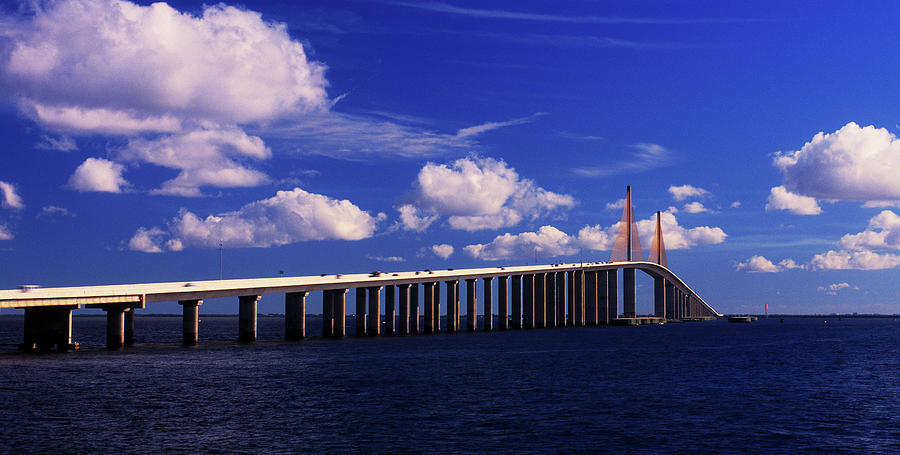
[179,299,201,345]
[385,285,396,335]
[482,277,493,331]
[523,274,534,329]
[555,271,565,327]
[511,275,522,329]
[534,273,545,329]
[466,279,477,332]
[498,275,508,330]
[398,284,409,335]
[285,291,306,340]
[239,295,260,342]
[409,284,419,334]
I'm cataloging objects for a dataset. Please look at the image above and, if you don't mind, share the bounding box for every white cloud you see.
[398,157,574,232]
[572,143,671,177]
[838,210,900,251]
[68,158,129,193]
[605,198,625,210]
[765,186,822,215]
[455,113,545,138]
[35,135,77,151]
[5,0,328,125]
[431,244,454,259]
[25,102,182,135]
[40,206,73,217]
[120,126,271,197]
[0,181,24,209]
[735,255,781,273]
[730,201,741,208]
[816,282,856,295]
[465,225,577,261]
[668,184,709,201]
[809,249,900,270]
[129,188,384,251]
[578,210,726,252]
[682,201,710,213]
[367,255,405,262]
[774,122,900,202]
[0,225,12,240]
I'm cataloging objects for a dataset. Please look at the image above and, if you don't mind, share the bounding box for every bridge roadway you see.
[0,261,721,351]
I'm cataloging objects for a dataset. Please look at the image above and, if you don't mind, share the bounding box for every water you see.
[1,316,899,454]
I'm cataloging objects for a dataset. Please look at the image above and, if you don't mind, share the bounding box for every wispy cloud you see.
[455,112,546,138]
[393,2,764,25]
[572,143,672,177]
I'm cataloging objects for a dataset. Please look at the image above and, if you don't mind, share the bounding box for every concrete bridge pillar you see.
[623,268,636,318]
[103,306,126,349]
[179,299,202,345]
[498,276,509,330]
[466,279,477,332]
[482,277,493,331]
[534,273,546,328]
[585,270,598,326]
[555,272,566,327]
[333,289,347,337]
[424,282,435,334]
[511,275,522,329]
[398,284,410,335]
[665,282,675,320]
[367,286,382,336]
[598,270,609,324]
[322,290,334,337]
[124,308,135,346]
[433,281,441,332]
[285,291,306,340]
[654,278,666,318]
[239,295,260,342]
[385,285,396,335]
[410,284,419,334]
[574,270,585,326]
[546,272,557,328]
[445,280,458,333]
[566,271,575,327]
[523,274,535,329]
[608,269,618,321]
[20,305,79,351]
[356,288,367,336]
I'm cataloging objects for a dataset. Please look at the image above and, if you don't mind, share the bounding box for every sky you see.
[2,0,900,315]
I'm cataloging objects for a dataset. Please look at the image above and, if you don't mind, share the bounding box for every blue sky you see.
[2,0,900,315]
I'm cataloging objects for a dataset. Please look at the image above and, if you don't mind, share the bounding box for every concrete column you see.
[356,288,367,336]
[424,282,435,334]
[322,290,334,338]
[410,284,420,334]
[555,272,566,327]
[546,272,557,328]
[623,267,636,318]
[466,279,477,333]
[104,306,126,349]
[285,291,306,340]
[523,274,535,329]
[124,308,135,346]
[598,270,609,325]
[511,275,522,329]
[566,271,575,327]
[433,282,441,332]
[534,273,546,329]
[585,271,598,326]
[654,278,666,318]
[446,280,459,333]
[574,270,585,326]
[385,285,396,335]
[367,286,382,336]
[482,277,493,332]
[179,299,202,346]
[665,285,675,319]
[608,269,618,321]
[498,276,509,330]
[239,295,260,342]
[398,284,410,335]
[21,306,78,352]
[333,289,347,337]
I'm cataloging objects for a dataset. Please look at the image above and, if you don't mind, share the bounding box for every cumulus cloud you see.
[0,181,24,209]
[67,158,128,193]
[0,225,12,240]
[605,198,625,210]
[682,201,710,213]
[3,0,327,194]
[431,244,454,259]
[809,250,900,270]
[838,210,900,251]
[816,282,856,295]
[774,122,900,203]
[669,184,709,201]
[465,211,726,261]
[397,157,574,232]
[766,186,822,215]
[367,255,405,262]
[129,188,384,251]
[40,205,73,217]
[735,255,804,273]
[119,126,271,196]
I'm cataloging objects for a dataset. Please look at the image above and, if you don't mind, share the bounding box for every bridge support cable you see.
[611,185,644,262]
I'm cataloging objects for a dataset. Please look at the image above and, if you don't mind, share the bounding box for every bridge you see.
[0,187,721,351]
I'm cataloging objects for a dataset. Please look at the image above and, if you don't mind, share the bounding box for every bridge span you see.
[0,260,719,351]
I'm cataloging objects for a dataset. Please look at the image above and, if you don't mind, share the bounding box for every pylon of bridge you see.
[611,186,643,262]
[648,210,667,268]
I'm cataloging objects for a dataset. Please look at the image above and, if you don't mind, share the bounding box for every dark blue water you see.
[1,317,899,454]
